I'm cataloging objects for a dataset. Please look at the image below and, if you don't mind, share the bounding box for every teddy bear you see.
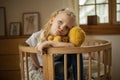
[69,26,85,46]
[47,26,86,47]
[47,35,69,42]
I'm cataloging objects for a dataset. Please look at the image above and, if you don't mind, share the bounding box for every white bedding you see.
[83,60,104,80]
[23,57,105,80]
[24,57,43,80]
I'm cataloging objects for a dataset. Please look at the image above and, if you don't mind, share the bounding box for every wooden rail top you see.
[19,39,111,54]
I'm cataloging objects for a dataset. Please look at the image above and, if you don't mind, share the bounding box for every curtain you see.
[63,0,79,26]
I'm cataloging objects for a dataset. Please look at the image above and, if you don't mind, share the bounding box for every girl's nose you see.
[59,25,65,31]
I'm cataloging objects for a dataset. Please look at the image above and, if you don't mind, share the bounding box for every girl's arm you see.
[26,31,44,70]
[36,41,74,54]
[30,54,41,69]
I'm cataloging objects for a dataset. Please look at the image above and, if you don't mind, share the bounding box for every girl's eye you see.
[58,20,63,25]
[65,26,70,30]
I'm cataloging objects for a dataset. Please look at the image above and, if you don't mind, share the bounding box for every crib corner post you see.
[42,54,49,80]
[19,47,24,80]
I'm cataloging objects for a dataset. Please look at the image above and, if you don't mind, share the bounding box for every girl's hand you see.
[37,67,43,72]
[36,41,52,55]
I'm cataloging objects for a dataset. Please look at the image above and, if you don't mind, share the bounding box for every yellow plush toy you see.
[47,26,85,47]
[48,35,62,42]
[69,26,85,47]
[47,35,69,42]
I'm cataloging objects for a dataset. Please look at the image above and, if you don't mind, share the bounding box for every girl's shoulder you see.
[32,29,45,38]
[25,30,45,47]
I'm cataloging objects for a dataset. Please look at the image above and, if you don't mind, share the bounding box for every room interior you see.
[0,0,120,80]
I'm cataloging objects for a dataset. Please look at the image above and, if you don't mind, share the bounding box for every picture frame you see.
[0,7,6,36]
[9,22,21,36]
[23,12,40,35]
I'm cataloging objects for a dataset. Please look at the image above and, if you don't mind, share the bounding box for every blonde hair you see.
[41,8,76,42]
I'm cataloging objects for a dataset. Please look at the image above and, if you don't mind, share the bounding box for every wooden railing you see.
[19,39,112,80]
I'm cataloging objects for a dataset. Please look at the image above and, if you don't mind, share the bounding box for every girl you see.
[26,8,83,80]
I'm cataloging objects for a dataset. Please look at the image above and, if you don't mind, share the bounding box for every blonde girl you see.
[26,8,83,80]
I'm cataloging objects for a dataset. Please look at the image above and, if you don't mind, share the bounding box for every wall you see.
[0,0,64,35]
[0,0,120,80]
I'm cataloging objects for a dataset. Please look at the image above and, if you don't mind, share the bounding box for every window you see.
[79,0,109,24]
[79,0,120,35]
[116,0,120,23]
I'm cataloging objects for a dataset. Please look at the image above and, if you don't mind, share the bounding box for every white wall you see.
[0,0,120,80]
[0,0,65,34]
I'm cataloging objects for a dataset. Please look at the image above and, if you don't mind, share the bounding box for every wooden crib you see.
[19,39,112,80]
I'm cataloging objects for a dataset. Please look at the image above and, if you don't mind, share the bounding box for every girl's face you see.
[50,12,75,36]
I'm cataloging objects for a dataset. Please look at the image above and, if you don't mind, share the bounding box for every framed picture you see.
[0,7,6,36]
[23,12,39,35]
[9,22,21,36]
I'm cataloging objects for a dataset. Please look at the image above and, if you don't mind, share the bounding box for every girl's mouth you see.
[56,30,62,35]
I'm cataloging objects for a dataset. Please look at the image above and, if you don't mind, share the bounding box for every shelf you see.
[0,35,29,39]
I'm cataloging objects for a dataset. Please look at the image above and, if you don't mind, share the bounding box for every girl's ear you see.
[49,17,54,24]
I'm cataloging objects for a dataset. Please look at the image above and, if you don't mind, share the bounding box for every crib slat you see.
[64,54,67,80]
[108,48,112,80]
[103,49,107,80]
[88,52,92,80]
[97,51,101,80]
[77,54,80,80]
[48,54,54,80]
[19,51,24,80]
[25,52,29,80]
[42,54,49,80]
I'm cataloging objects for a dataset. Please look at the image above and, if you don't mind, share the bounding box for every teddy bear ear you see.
[69,26,86,47]
[48,36,54,41]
